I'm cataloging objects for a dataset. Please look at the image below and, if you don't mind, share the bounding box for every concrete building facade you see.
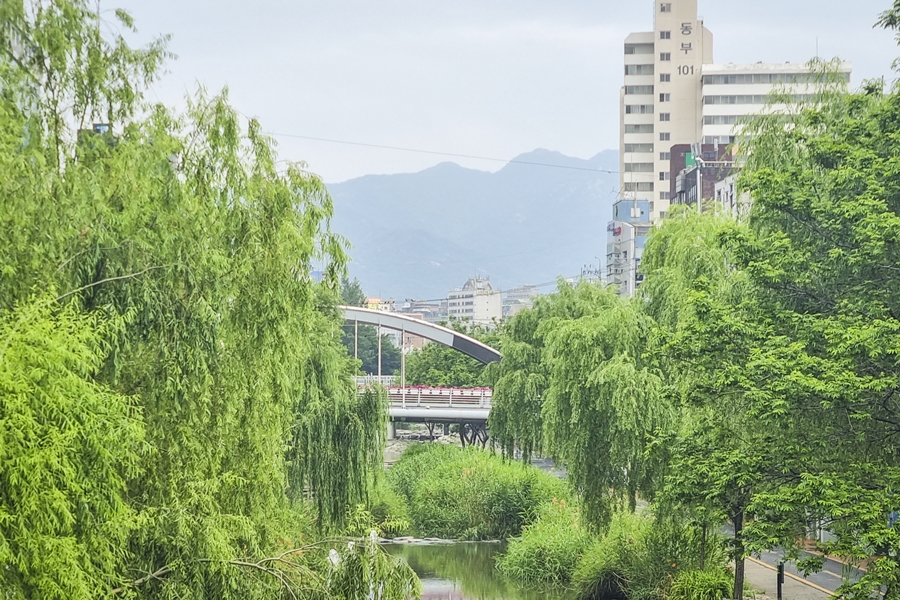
[620,0,713,220]
[606,199,652,297]
[447,277,502,327]
[619,2,851,220]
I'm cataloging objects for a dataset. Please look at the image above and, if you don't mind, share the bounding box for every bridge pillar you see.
[386,421,396,440]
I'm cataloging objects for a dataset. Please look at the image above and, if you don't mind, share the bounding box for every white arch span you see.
[340,306,501,364]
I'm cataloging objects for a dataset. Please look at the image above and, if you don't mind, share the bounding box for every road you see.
[724,524,866,599]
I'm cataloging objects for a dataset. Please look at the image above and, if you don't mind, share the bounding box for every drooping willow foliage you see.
[0,2,415,598]
[490,283,671,528]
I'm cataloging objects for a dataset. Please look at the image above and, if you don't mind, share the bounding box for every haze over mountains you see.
[327,149,619,301]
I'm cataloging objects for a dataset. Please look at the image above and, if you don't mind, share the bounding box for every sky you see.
[113,0,899,183]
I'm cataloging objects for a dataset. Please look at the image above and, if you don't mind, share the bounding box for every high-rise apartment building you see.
[614,0,851,296]
[700,62,850,147]
[619,1,850,221]
[620,0,713,220]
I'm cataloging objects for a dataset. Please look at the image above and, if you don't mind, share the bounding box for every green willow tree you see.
[491,282,669,528]
[0,2,417,598]
[0,297,144,598]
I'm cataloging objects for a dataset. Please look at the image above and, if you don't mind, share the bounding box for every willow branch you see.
[55,264,172,301]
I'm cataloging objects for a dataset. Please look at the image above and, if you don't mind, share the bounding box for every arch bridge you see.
[341,306,501,446]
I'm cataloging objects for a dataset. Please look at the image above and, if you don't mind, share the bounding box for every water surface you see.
[385,542,574,600]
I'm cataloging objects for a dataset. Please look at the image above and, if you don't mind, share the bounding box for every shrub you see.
[669,569,733,600]
[496,499,592,585]
[387,444,567,539]
[573,511,728,600]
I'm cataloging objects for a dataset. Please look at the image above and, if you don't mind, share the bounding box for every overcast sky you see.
[114,0,899,183]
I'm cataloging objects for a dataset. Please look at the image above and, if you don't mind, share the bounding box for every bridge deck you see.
[360,385,493,423]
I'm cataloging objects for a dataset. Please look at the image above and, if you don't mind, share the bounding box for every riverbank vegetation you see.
[386,444,566,540]
[0,2,417,598]
[490,43,900,599]
[497,507,730,599]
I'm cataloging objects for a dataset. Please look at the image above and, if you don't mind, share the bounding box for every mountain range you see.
[327,149,619,301]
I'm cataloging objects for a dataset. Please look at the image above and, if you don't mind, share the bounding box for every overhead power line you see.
[264,131,619,175]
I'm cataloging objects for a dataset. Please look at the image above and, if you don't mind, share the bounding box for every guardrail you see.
[384,386,493,409]
[353,375,398,387]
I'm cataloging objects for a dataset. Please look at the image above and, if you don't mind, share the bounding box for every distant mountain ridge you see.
[327,149,619,300]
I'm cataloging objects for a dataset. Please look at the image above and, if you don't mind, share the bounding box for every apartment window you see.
[659,172,670,181]
[660,52,671,62]
[660,211,667,218]
[625,64,654,76]
[625,85,654,95]
[659,132,671,141]
[660,3,672,12]
[659,93,670,102]
[660,113,671,122]
[659,152,671,160]
[702,73,850,85]
[623,182,654,192]
[625,163,654,172]
[625,124,654,133]
[703,135,736,145]
[625,43,654,55]
[660,31,671,39]
[625,104,654,114]
[703,115,739,125]
[660,191,671,200]
[624,143,654,153]
[660,73,671,82]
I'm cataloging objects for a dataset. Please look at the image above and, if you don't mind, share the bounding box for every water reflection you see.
[385,542,574,600]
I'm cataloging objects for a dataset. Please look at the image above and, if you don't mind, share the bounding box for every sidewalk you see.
[744,557,832,600]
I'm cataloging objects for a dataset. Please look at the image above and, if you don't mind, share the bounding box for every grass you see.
[387,443,568,540]
[496,498,592,586]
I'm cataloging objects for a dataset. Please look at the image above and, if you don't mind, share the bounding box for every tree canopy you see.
[404,321,497,387]
[0,2,416,598]
[489,30,900,598]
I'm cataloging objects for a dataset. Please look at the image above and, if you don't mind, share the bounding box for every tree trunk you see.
[700,520,707,571]
[734,504,746,600]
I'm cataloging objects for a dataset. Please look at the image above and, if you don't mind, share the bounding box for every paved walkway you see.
[744,557,832,600]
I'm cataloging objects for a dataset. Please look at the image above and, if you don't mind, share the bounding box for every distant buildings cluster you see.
[610,0,852,295]
[360,277,542,353]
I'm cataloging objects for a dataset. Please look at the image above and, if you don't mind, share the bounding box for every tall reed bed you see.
[387,444,567,540]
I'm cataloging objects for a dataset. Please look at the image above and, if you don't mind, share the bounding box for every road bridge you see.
[355,380,494,446]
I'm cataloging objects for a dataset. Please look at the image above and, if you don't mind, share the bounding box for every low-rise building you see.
[503,285,541,318]
[447,277,502,327]
[607,198,652,297]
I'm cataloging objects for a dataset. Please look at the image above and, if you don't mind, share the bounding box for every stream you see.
[384,542,575,600]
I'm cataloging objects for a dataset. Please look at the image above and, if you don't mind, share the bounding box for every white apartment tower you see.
[620,1,851,222]
[620,0,713,220]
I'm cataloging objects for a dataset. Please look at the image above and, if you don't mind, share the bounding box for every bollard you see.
[777,562,784,600]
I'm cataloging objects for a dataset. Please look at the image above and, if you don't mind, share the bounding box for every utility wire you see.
[264,131,619,175]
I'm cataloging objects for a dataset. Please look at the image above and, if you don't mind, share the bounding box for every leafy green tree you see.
[404,321,497,387]
[341,325,402,376]
[0,2,415,598]
[340,276,366,307]
[727,60,900,597]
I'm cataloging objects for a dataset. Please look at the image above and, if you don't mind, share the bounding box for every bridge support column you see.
[386,421,396,440]
[459,422,489,448]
